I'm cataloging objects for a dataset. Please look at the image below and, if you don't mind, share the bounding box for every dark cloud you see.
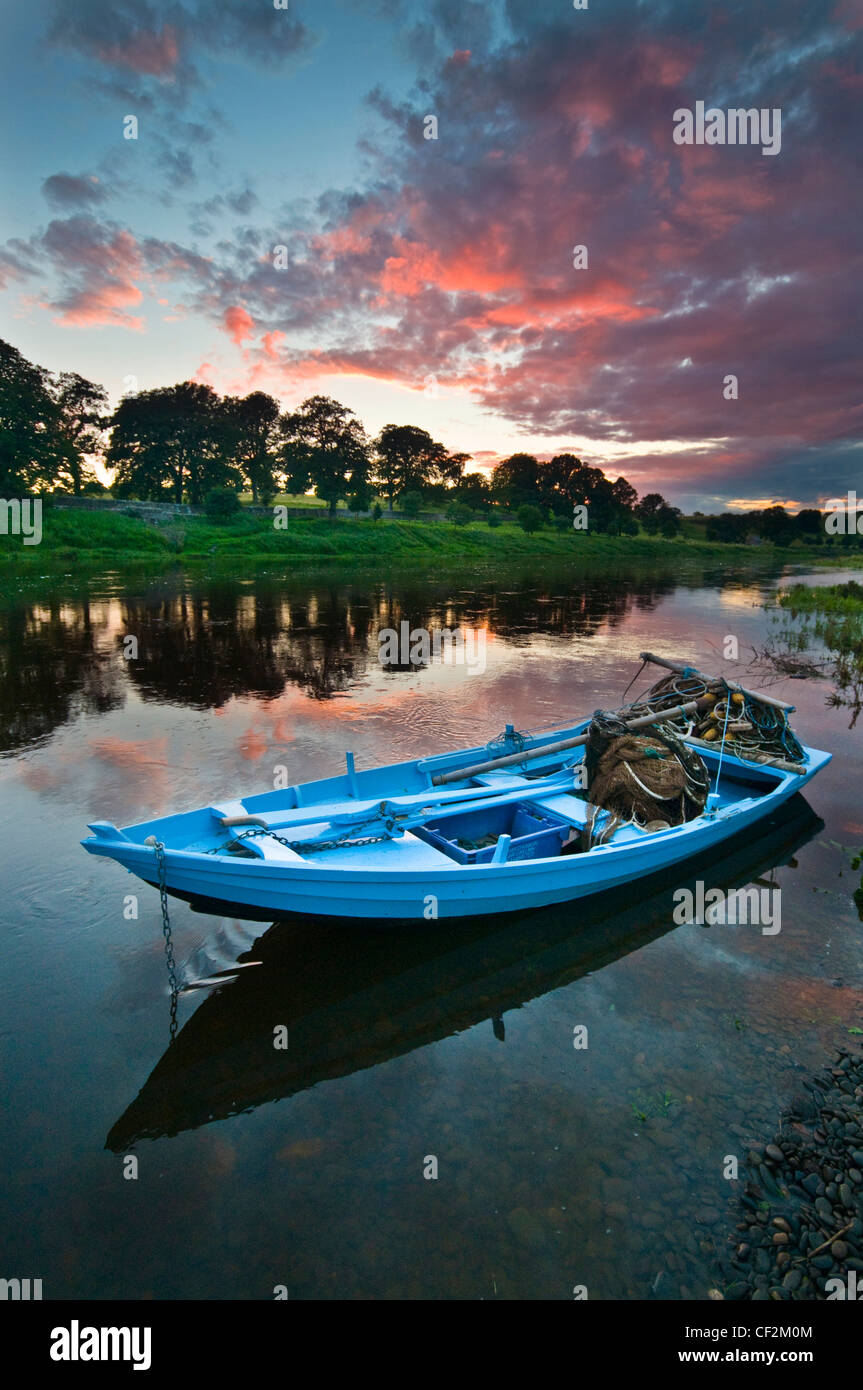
[18,0,863,506]
[42,173,109,208]
[255,0,861,504]
[155,143,197,190]
[46,0,315,97]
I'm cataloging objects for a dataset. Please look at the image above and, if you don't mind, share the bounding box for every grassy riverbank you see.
[778,580,863,617]
[0,506,855,582]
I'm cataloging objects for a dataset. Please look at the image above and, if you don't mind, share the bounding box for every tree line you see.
[3,335,850,544]
[1,336,683,532]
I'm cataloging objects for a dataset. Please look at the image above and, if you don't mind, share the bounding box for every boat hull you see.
[82,744,831,922]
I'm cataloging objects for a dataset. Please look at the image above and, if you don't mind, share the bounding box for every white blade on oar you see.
[180,917,264,991]
[181,962,262,992]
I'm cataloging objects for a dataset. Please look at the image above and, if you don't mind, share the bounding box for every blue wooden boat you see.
[81,654,831,924]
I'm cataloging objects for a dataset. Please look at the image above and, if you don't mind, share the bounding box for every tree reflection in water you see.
[0,562,697,753]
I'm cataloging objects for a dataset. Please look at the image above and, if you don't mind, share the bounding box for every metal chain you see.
[152,839,179,1041]
[204,822,399,857]
[234,826,392,853]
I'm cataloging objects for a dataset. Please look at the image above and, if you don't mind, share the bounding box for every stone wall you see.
[47,496,447,522]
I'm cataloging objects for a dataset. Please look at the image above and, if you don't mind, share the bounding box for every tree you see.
[795,509,823,544]
[0,338,64,492]
[540,454,590,513]
[589,477,627,533]
[440,451,471,487]
[108,382,240,503]
[659,507,682,538]
[517,503,543,534]
[205,487,242,522]
[225,391,280,503]
[347,478,375,513]
[635,493,668,534]
[281,395,370,517]
[633,492,680,537]
[538,454,629,526]
[705,512,748,543]
[400,489,423,517]
[757,505,795,546]
[610,476,638,513]
[455,471,492,512]
[446,500,473,525]
[51,372,109,494]
[373,424,450,508]
[492,453,541,508]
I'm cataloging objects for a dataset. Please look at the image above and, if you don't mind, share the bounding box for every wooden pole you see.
[431,698,703,786]
[682,735,806,775]
[639,651,796,712]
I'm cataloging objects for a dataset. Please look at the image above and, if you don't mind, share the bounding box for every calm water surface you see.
[1,556,860,1299]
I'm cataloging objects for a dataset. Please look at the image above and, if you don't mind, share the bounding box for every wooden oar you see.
[430,698,704,786]
[639,651,795,712]
[218,766,575,832]
[682,734,806,775]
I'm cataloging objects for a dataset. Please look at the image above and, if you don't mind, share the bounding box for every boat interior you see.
[112,737,791,868]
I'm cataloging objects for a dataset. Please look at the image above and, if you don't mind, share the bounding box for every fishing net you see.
[635,672,805,764]
[583,710,710,841]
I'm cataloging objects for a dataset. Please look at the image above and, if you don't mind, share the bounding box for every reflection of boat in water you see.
[107,796,823,1150]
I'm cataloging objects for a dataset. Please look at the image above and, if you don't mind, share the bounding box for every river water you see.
[0,554,860,1299]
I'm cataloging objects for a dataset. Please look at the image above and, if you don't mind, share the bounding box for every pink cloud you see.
[56,281,144,330]
[262,329,286,359]
[95,25,180,77]
[223,305,255,346]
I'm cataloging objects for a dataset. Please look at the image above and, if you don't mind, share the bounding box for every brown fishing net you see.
[582,710,710,844]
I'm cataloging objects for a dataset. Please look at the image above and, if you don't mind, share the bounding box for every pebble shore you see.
[717,1045,863,1299]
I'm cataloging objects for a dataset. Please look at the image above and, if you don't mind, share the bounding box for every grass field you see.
[0,504,858,582]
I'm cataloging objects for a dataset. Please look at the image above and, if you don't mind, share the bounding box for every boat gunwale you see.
[82,744,831,879]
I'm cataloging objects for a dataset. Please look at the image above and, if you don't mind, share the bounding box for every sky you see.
[0,0,861,511]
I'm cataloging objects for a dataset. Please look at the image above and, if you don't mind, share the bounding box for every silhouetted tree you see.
[51,371,109,494]
[757,505,795,546]
[705,512,749,543]
[0,339,63,492]
[635,493,668,534]
[795,509,823,543]
[225,391,280,503]
[281,395,370,516]
[456,471,493,512]
[373,424,450,508]
[492,453,541,508]
[108,383,240,503]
